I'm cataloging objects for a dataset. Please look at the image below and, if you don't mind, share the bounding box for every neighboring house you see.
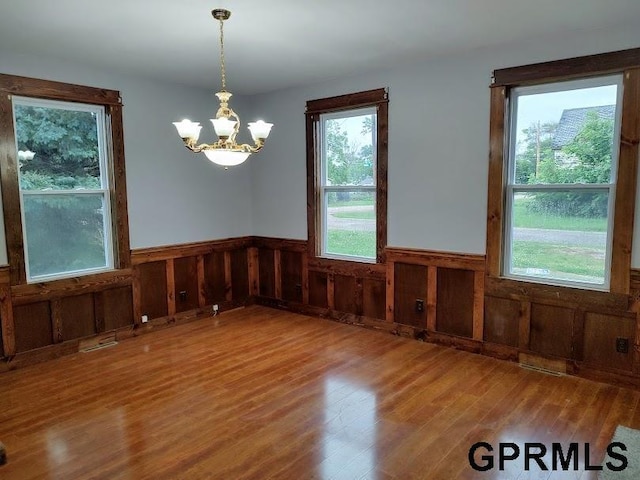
[552,104,615,165]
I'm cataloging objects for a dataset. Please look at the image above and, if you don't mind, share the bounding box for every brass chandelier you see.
[173,8,273,168]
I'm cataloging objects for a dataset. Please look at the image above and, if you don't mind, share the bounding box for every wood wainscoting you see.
[251,238,640,389]
[0,237,256,369]
[2,234,640,388]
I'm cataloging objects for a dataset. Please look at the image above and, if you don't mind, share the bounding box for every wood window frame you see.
[0,73,131,285]
[486,48,640,296]
[305,88,388,264]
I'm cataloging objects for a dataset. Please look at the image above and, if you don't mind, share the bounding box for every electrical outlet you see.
[179,290,187,301]
[213,304,219,314]
[141,314,148,324]
[415,299,425,313]
[616,337,629,353]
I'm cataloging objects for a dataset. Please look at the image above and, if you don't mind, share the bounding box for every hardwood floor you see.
[1,305,639,479]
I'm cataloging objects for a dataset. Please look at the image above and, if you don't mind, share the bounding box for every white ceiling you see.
[1,0,640,95]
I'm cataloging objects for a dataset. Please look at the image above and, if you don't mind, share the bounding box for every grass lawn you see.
[512,240,604,280]
[327,230,375,258]
[327,199,374,208]
[513,198,607,232]
[332,210,375,220]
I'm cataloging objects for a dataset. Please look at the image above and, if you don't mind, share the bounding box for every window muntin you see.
[503,75,623,289]
[319,108,377,261]
[12,97,114,282]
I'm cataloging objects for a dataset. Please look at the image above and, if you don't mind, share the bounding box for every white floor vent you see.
[519,362,564,377]
[518,353,566,377]
[79,332,118,353]
[80,341,118,353]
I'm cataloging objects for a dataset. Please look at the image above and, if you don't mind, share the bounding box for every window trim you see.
[486,48,640,295]
[306,88,388,263]
[0,73,131,285]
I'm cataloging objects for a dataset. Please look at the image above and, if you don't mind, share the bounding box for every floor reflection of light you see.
[495,431,590,475]
[321,376,377,480]
[46,409,130,479]
[46,433,69,465]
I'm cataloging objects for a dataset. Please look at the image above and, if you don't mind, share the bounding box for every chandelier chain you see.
[219,16,226,91]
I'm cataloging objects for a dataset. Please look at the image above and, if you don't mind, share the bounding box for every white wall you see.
[0,50,253,265]
[247,23,640,263]
[2,22,640,269]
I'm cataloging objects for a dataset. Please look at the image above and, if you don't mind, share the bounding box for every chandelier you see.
[173,8,273,168]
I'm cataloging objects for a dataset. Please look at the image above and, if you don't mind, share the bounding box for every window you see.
[306,89,388,263]
[13,98,114,281]
[486,48,640,294]
[0,74,130,285]
[504,76,623,289]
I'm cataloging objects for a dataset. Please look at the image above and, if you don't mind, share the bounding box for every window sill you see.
[502,272,609,293]
[10,268,133,304]
[307,256,386,278]
[320,253,377,264]
[484,275,629,312]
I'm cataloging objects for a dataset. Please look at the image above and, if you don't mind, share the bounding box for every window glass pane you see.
[323,112,375,186]
[512,83,618,185]
[509,191,608,285]
[14,102,103,190]
[23,194,109,279]
[325,191,375,259]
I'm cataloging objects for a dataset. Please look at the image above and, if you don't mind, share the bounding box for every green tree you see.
[530,112,614,217]
[515,121,557,183]
[15,105,101,189]
[325,116,375,195]
[562,112,613,184]
[325,120,350,186]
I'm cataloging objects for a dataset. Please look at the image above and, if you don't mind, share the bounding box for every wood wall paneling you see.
[281,250,303,303]
[258,248,276,298]
[308,270,328,308]
[58,294,96,341]
[248,247,259,296]
[99,286,134,331]
[174,256,199,313]
[166,259,176,316]
[583,312,635,372]
[138,261,168,320]
[483,296,520,347]
[203,251,226,304]
[529,303,574,358]
[426,266,437,331]
[334,275,357,314]
[436,268,474,338]
[13,302,52,353]
[131,238,252,265]
[518,301,532,350]
[230,249,249,300]
[0,281,15,356]
[393,262,427,328]
[362,278,385,320]
[10,269,132,306]
[197,255,206,307]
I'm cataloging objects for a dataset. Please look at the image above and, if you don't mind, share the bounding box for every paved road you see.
[327,206,607,248]
[512,227,606,247]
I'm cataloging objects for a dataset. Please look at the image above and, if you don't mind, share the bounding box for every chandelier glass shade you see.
[173,9,273,168]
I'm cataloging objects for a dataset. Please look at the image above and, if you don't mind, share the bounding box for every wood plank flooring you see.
[1,305,639,479]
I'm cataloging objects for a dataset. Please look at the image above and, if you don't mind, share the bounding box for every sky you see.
[514,82,619,150]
